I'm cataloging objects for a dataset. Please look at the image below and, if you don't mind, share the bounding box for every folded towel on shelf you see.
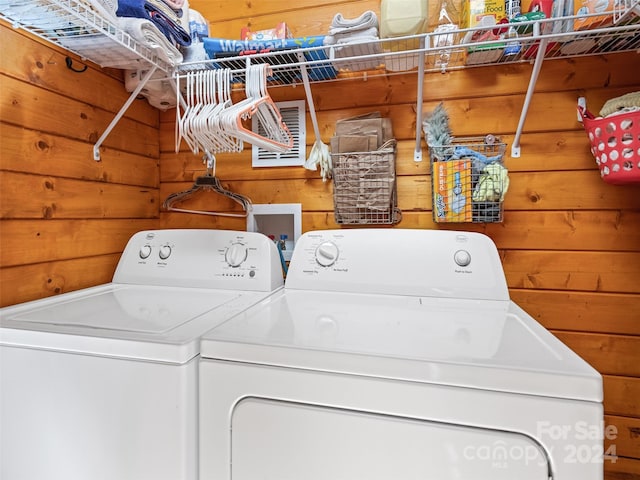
[118,17,183,65]
[324,27,379,45]
[79,0,119,22]
[328,10,379,35]
[116,0,147,19]
[146,0,183,23]
[160,0,184,10]
[145,0,191,45]
[117,0,191,46]
[324,11,381,71]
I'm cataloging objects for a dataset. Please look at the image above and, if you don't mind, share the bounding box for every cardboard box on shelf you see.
[573,0,614,30]
[461,0,507,28]
[241,22,292,40]
[432,160,473,223]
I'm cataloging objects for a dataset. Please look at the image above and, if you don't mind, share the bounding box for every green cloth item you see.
[473,164,510,202]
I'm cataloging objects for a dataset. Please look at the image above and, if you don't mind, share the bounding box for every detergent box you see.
[432,160,473,223]
[573,0,615,29]
[241,22,292,40]
[461,0,507,28]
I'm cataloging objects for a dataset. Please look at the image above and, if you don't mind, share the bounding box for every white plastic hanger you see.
[175,64,294,154]
[219,64,294,152]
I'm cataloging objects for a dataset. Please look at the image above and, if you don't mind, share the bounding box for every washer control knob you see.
[159,245,172,260]
[315,241,339,267]
[225,243,248,267]
[139,245,152,259]
[454,249,471,267]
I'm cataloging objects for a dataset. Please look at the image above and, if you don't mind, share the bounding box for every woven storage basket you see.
[578,104,640,185]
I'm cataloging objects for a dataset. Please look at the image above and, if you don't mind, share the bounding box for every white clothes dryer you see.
[0,229,283,480]
[199,229,604,480]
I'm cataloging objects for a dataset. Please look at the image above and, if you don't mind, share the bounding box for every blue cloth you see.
[450,146,502,164]
[116,0,147,19]
[117,0,191,46]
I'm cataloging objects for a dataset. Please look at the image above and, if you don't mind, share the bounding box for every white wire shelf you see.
[2,0,637,161]
[0,0,172,71]
[179,10,638,160]
[180,12,640,86]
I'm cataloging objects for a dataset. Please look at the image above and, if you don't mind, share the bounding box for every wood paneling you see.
[0,171,159,219]
[0,254,120,305]
[0,23,161,303]
[0,219,158,267]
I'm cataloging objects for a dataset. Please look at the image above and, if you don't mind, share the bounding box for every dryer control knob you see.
[139,245,152,259]
[454,249,471,267]
[159,245,172,260]
[225,243,248,267]
[315,241,339,267]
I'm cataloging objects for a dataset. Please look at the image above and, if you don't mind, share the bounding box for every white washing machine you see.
[199,229,604,480]
[0,229,283,480]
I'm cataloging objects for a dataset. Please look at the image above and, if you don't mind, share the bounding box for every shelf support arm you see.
[296,52,322,152]
[93,66,158,161]
[414,37,426,162]
[511,35,548,158]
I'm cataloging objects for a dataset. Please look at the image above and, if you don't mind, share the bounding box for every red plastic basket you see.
[578,104,640,185]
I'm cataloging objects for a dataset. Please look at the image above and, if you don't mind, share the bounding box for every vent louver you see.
[252,100,306,167]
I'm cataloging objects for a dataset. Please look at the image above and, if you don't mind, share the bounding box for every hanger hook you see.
[203,151,216,176]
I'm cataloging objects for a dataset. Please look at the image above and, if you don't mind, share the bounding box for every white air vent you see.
[252,100,306,167]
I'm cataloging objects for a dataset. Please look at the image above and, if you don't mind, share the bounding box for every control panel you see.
[285,229,509,301]
[113,230,284,291]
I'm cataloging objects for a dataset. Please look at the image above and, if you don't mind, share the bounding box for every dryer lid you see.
[0,283,274,364]
[201,289,602,402]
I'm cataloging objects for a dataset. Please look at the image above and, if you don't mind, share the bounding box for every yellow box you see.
[432,160,472,223]
[461,0,507,28]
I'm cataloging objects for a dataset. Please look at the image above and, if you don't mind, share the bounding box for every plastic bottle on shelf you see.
[380,0,429,71]
[431,0,460,72]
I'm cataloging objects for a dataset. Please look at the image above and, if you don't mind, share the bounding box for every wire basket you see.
[429,137,508,223]
[332,139,402,225]
[578,104,640,185]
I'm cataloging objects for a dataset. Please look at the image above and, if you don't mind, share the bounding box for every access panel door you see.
[230,397,550,480]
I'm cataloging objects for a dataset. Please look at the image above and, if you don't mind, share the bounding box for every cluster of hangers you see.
[162,151,252,218]
[175,64,294,155]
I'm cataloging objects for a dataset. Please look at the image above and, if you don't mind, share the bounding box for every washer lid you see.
[0,283,275,364]
[201,289,602,402]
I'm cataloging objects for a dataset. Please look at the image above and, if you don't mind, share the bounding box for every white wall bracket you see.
[93,66,158,161]
[511,34,548,159]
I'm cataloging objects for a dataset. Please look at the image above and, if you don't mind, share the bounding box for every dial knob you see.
[159,245,172,260]
[139,245,152,259]
[315,241,339,267]
[454,249,471,267]
[225,243,248,267]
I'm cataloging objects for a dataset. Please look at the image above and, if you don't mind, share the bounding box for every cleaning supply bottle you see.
[431,0,460,72]
[380,0,428,37]
[380,0,429,71]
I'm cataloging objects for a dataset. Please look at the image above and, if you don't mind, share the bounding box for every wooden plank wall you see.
[160,0,640,478]
[0,0,637,478]
[0,23,161,305]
